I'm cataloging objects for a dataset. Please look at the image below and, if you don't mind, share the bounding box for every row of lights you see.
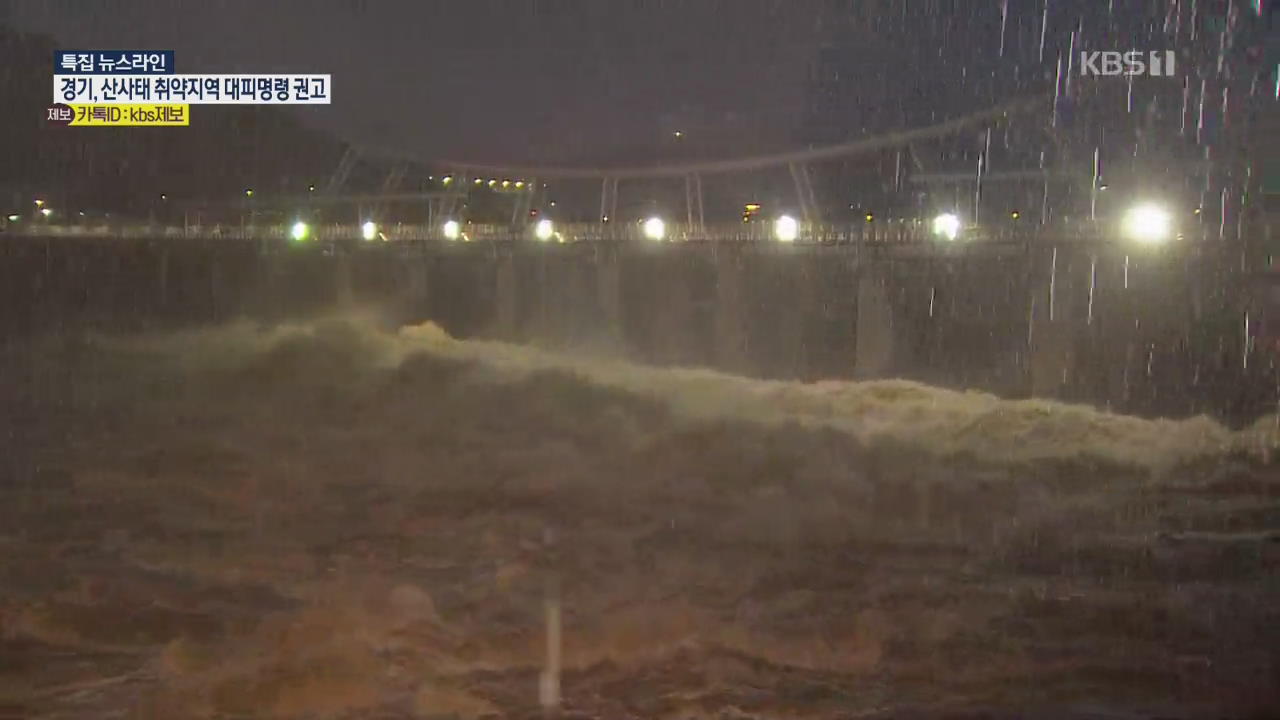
[288,220,385,242]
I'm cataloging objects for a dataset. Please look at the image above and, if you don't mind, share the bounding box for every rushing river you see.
[2,314,1277,718]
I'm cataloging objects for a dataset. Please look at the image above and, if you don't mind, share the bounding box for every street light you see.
[244,188,254,198]
[931,213,960,241]
[1121,203,1172,244]
[34,199,44,208]
[642,216,666,241]
[40,208,52,218]
[361,220,378,241]
[442,219,461,240]
[290,221,310,241]
[534,218,554,241]
[774,214,799,242]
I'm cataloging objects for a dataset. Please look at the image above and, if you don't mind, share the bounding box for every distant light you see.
[515,180,524,189]
[1122,203,1172,244]
[931,213,960,240]
[40,208,52,217]
[6,214,18,222]
[290,221,309,241]
[442,219,461,240]
[487,179,497,187]
[78,211,85,216]
[601,215,609,223]
[534,218,554,241]
[474,178,483,185]
[549,201,557,207]
[1010,210,1020,220]
[774,214,799,242]
[34,199,44,207]
[865,212,874,222]
[442,175,453,185]
[307,184,315,192]
[244,189,253,198]
[673,130,684,139]
[160,193,167,201]
[1099,184,1109,191]
[501,180,511,188]
[361,220,378,241]
[642,216,666,240]
[744,203,762,212]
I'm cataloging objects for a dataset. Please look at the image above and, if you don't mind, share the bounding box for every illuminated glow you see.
[515,181,524,189]
[244,189,253,198]
[442,175,453,185]
[160,193,167,200]
[290,221,309,241]
[534,218,554,241]
[34,199,44,207]
[361,221,378,241]
[774,214,799,242]
[931,213,961,240]
[487,179,497,187]
[307,184,315,192]
[501,180,511,188]
[442,219,461,240]
[40,208,52,217]
[642,216,666,240]
[1010,210,1020,219]
[6,214,18,222]
[1122,203,1172,243]
[474,178,483,185]
[745,203,762,212]
[865,212,874,222]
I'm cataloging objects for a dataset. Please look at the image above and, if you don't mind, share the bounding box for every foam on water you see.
[93,313,1279,476]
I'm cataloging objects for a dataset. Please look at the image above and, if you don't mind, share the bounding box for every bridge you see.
[4,91,1276,424]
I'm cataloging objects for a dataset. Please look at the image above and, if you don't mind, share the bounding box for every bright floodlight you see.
[774,214,799,242]
[361,220,378,241]
[442,219,461,240]
[932,213,960,240]
[1122,203,1172,243]
[642,216,666,241]
[534,218,554,241]
[290,221,309,241]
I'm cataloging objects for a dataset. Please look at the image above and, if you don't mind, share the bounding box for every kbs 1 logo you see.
[1080,50,1177,77]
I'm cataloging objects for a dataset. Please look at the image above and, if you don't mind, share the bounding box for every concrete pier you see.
[0,234,1267,423]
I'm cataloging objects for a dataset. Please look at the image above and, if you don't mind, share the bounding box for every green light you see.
[290,221,310,241]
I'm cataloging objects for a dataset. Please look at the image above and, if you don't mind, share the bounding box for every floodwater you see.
[2,314,1277,718]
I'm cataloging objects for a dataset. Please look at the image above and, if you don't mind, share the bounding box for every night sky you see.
[11,0,824,164]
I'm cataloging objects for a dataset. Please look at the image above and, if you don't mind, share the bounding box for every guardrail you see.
[2,220,1117,245]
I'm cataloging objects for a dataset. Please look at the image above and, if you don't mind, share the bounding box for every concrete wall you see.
[1,235,1271,424]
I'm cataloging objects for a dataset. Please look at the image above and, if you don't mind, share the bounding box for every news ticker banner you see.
[48,50,330,127]
[47,104,189,127]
